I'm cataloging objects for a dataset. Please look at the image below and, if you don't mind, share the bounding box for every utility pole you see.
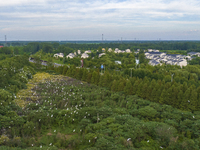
[102,34,103,43]
[5,35,7,47]
[171,73,174,82]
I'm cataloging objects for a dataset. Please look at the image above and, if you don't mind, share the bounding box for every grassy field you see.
[159,50,187,55]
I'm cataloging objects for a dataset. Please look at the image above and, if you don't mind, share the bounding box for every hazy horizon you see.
[0,0,200,41]
[1,40,200,43]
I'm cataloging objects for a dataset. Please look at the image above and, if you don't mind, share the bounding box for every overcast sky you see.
[0,0,200,41]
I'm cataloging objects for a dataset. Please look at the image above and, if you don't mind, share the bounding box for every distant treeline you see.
[23,41,200,53]
[1,41,200,55]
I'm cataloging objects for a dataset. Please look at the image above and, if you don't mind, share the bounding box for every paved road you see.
[29,59,63,67]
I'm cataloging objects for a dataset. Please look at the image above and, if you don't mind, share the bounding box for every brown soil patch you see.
[65,133,77,140]
[47,132,52,136]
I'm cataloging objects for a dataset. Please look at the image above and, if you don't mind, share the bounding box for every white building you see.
[148,49,153,52]
[115,48,119,51]
[77,50,81,55]
[154,50,160,52]
[66,53,75,59]
[108,48,112,52]
[144,48,198,67]
[54,53,64,58]
[134,51,139,54]
[185,56,192,60]
[114,49,122,53]
[178,59,187,67]
[85,50,91,54]
[81,53,89,59]
[148,49,159,52]
[99,53,106,58]
[145,52,166,59]
[125,49,131,53]
[149,60,160,66]
[187,52,200,57]
[115,61,122,65]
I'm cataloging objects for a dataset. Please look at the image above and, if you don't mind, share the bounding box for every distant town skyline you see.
[0,0,200,41]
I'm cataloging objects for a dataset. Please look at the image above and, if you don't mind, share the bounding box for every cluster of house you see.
[53,48,200,67]
[145,49,200,67]
[54,48,132,59]
[113,48,132,53]
[53,50,93,59]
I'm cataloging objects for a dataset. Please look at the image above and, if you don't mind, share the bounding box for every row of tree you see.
[52,65,200,112]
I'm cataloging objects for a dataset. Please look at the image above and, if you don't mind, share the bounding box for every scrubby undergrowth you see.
[1,73,200,150]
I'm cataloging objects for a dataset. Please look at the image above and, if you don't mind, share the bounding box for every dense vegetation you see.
[0,41,200,149]
[1,72,200,149]
[0,55,35,94]
[189,57,200,65]
[52,62,200,112]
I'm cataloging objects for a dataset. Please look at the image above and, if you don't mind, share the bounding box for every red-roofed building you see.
[0,46,3,48]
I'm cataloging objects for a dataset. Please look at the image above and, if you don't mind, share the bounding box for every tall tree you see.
[154,88,162,103]
[117,79,125,92]
[141,83,148,99]
[136,81,144,97]
[111,80,118,92]
[82,69,88,81]
[177,90,183,109]
[47,57,54,69]
[189,88,198,111]
[87,72,92,83]
[150,87,157,102]
[77,68,83,80]
[171,85,179,108]
[139,51,146,64]
[197,87,200,110]
[33,55,41,69]
[98,74,104,87]
[132,78,141,95]
[62,66,69,75]
[91,71,99,85]
[182,82,188,93]
[180,88,191,111]
[159,89,168,104]
[124,80,133,95]
[146,84,153,100]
